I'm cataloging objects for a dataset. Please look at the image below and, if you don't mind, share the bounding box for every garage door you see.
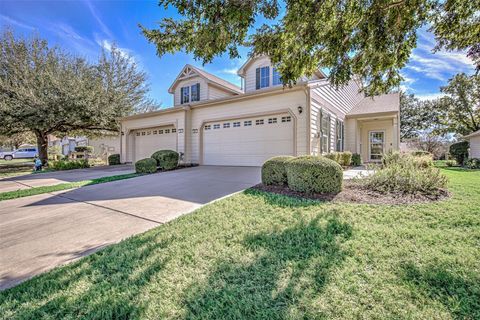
[203,114,294,166]
[134,126,177,161]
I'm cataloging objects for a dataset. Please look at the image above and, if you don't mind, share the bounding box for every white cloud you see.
[95,36,137,64]
[219,67,239,75]
[0,14,35,30]
[84,0,113,39]
[416,92,445,101]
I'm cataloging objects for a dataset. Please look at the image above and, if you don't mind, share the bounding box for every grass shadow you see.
[400,261,480,319]
[244,187,327,208]
[184,214,352,319]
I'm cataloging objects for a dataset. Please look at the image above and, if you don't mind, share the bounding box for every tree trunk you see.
[35,131,49,165]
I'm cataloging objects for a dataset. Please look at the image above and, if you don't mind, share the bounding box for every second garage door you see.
[134,126,177,161]
[202,114,294,166]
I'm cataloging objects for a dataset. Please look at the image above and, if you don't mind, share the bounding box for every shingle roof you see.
[348,93,400,116]
[188,65,243,94]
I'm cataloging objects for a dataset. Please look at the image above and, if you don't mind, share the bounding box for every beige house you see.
[464,130,480,158]
[119,56,400,166]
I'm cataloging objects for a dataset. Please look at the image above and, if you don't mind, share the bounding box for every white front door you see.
[369,131,385,161]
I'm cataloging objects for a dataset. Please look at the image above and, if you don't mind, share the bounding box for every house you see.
[464,130,480,158]
[48,135,87,156]
[119,56,400,166]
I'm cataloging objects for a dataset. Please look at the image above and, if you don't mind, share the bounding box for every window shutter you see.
[180,87,184,104]
[196,83,200,101]
[256,68,260,89]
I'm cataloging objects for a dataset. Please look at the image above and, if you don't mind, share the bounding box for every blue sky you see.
[1,0,476,106]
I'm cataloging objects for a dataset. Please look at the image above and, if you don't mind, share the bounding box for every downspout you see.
[304,84,311,155]
[119,122,123,164]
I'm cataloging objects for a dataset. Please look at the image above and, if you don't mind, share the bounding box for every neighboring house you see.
[87,135,121,159]
[464,130,480,158]
[48,136,87,156]
[119,56,400,166]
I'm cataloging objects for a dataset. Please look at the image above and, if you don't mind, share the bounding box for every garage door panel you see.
[134,126,177,161]
[203,114,294,166]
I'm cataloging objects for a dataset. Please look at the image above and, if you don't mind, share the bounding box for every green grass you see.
[1,169,479,319]
[0,173,140,201]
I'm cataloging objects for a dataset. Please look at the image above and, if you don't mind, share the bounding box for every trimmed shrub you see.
[50,159,90,171]
[411,150,432,157]
[151,150,179,170]
[286,156,343,194]
[340,151,353,167]
[364,155,447,195]
[108,154,121,165]
[74,146,94,153]
[449,141,469,164]
[135,158,157,174]
[261,156,294,185]
[351,153,362,166]
[445,160,456,167]
[324,152,340,163]
[465,158,480,169]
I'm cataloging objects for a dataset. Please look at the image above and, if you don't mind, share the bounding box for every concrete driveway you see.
[0,165,135,193]
[0,166,261,290]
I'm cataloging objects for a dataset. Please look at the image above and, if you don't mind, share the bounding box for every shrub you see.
[286,156,343,194]
[445,160,456,167]
[449,141,469,164]
[465,158,480,169]
[412,155,433,168]
[324,152,340,163]
[261,156,294,186]
[383,151,432,169]
[50,159,90,171]
[411,150,432,157]
[151,150,179,170]
[340,151,353,167]
[74,146,94,153]
[135,158,157,174]
[382,150,403,167]
[351,153,362,166]
[364,156,447,195]
[108,154,121,165]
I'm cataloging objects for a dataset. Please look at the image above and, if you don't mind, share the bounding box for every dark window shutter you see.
[196,83,200,101]
[180,87,184,104]
[256,68,260,89]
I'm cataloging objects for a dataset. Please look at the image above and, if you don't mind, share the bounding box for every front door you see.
[369,131,385,161]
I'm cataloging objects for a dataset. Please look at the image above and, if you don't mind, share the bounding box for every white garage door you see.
[203,114,294,166]
[134,126,177,161]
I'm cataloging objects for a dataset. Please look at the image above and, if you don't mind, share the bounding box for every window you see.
[136,132,140,136]
[204,125,211,130]
[159,130,164,134]
[172,128,177,133]
[273,68,282,85]
[147,131,151,135]
[256,119,264,125]
[165,129,170,134]
[336,119,344,152]
[153,130,157,135]
[141,132,146,136]
[223,123,230,128]
[180,86,190,104]
[281,116,291,123]
[268,117,277,124]
[233,121,241,127]
[320,110,331,153]
[213,124,220,129]
[255,66,270,89]
[244,120,252,126]
[191,83,200,102]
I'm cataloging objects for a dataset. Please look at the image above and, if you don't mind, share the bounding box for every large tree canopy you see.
[400,92,440,139]
[141,0,479,95]
[0,29,158,163]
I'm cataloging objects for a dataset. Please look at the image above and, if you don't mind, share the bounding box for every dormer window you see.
[255,66,270,89]
[180,83,200,104]
[273,68,282,86]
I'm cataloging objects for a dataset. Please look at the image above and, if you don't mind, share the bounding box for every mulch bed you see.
[253,181,450,205]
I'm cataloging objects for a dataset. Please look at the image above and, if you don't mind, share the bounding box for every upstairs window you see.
[180,86,190,104]
[191,83,200,102]
[273,68,282,85]
[255,66,270,89]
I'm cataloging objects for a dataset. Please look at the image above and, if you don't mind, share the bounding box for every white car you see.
[1,147,38,160]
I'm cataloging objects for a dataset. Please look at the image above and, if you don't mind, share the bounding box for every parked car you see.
[1,147,38,160]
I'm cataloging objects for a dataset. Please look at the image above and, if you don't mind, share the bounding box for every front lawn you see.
[1,168,479,319]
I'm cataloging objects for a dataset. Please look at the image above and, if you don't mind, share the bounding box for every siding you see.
[243,56,283,93]
[309,80,364,154]
[470,136,480,158]
[173,76,208,106]
[208,85,236,101]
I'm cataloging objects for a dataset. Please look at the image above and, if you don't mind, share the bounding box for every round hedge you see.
[286,156,343,194]
[261,156,294,185]
[108,154,121,165]
[151,150,179,170]
[135,158,157,174]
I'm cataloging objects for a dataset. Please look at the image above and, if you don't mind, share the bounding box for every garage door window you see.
[223,123,230,128]
[268,117,277,124]
[159,130,164,134]
[153,130,157,134]
[136,132,140,136]
[281,116,291,122]
[141,132,146,136]
[256,119,264,125]
[205,125,211,130]
[233,122,241,127]
[172,128,177,133]
[213,124,220,129]
[244,120,252,126]
[165,129,170,134]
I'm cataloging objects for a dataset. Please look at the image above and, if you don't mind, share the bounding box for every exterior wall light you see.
[298,106,303,114]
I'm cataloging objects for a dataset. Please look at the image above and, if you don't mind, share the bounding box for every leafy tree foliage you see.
[0,30,158,163]
[0,132,35,150]
[437,73,480,136]
[400,92,440,139]
[141,0,479,95]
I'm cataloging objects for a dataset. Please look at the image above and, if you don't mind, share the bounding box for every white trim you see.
[368,130,385,162]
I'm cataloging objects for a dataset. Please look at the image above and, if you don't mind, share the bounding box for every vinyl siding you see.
[208,85,237,101]
[469,136,480,158]
[243,56,284,93]
[173,76,208,106]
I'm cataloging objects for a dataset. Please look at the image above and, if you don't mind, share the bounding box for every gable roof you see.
[347,93,400,116]
[168,64,242,94]
[464,130,480,139]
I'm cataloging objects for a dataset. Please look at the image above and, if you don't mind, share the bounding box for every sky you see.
[0,0,476,107]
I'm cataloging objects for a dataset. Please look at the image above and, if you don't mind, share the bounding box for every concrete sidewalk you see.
[0,165,134,193]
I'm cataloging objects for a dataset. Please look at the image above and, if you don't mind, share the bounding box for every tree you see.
[141,0,479,96]
[407,132,449,159]
[0,29,158,163]
[400,92,441,139]
[437,73,479,136]
[0,132,35,150]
